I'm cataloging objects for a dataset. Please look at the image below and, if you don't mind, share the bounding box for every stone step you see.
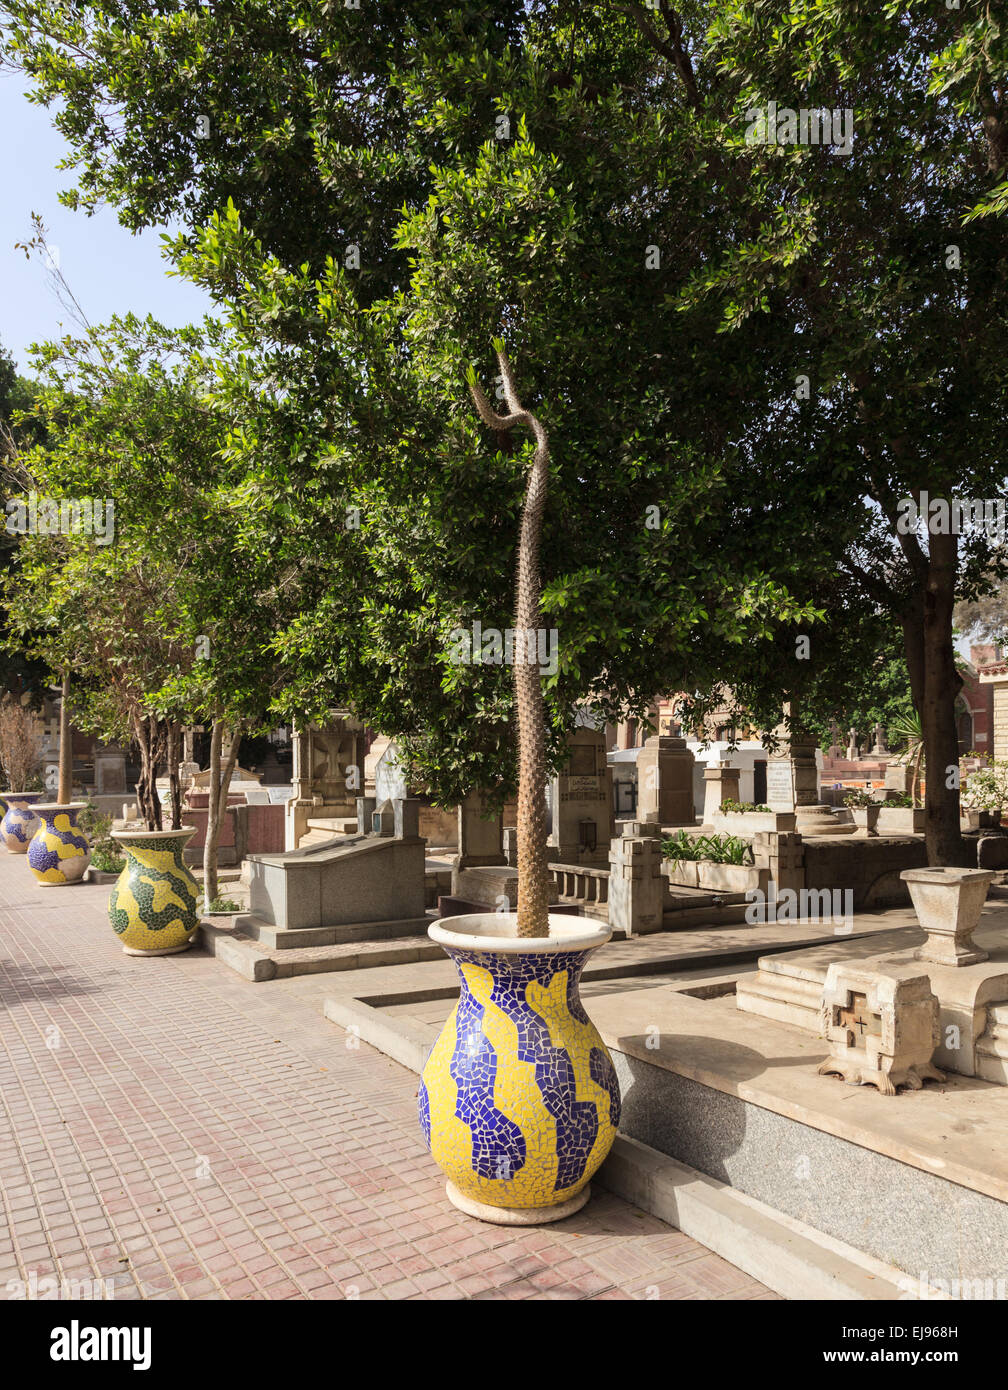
[238,912,432,950]
[306,816,358,834]
[734,972,825,1031]
[198,921,443,982]
[297,828,342,849]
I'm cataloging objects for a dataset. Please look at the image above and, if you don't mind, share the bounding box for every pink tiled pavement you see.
[0,854,775,1300]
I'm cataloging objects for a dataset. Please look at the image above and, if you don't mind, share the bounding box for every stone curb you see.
[323,995,433,1074]
[596,1136,942,1302]
[319,991,937,1300]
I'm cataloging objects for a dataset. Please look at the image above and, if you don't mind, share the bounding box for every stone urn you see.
[108,828,202,956]
[900,866,995,967]
[419,914,621,1224]
[0,791,43,853]
[26,802,91,885]
[852,804,880,837]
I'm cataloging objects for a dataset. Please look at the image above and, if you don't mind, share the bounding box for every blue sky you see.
[1,73,215,376]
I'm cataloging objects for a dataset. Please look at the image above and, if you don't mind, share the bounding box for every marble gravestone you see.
[769,711,853,836]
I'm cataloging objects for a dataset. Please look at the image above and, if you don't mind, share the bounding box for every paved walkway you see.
[0,854,773,1300]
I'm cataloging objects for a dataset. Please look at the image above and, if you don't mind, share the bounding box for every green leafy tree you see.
[2,316,285,899]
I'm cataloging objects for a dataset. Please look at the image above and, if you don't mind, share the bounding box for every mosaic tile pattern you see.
[0,849,775,1300]
[26,807,91,885]
[0,793,42,854]
[108,833,201,953]
[420,945,621,1211]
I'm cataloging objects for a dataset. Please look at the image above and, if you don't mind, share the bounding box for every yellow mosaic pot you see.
[26,802,91,885]
[419,914,620,1224]
[108,828,202,956]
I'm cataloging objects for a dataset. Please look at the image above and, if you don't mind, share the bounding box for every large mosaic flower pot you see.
[108,828,202,956]
[27,802,91,885]
[1,791,43,853]
[419,914,620,1225]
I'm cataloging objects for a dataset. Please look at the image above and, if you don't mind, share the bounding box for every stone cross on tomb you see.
[836,991,881,1052]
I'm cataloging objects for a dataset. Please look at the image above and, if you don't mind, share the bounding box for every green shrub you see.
[662,830,754,865]
[90,848,126,874]
[208,897,241,913]
[882,792,914,808]
[78,800,112,840]
[719,799,772,814]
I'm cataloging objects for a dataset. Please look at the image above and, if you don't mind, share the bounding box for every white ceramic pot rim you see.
[111,826,198,842]
[34,801,89,813]
[428,912,611,955]
[1,791,42,800]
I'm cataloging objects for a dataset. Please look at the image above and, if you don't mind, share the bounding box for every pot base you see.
[122,942,192,957]
[445,1181,590,1226]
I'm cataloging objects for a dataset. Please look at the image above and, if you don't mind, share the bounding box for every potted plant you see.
[876,791,926,834]
[26,802,91,885]
[843,788,880,837]
[78,802,127,882]
[108,827,203,955]
[419,346,620,1224]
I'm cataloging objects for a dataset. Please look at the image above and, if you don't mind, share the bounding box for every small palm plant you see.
[468,342,552,939]
[888,711,924,808]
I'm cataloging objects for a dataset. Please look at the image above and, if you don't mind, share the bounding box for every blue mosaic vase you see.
[1,792,43,853]
[27,802,91,886]
[420,915,620,1224]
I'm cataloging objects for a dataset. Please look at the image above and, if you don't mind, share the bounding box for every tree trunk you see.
[921,530,968,866]
[203,720,242,907]
[57,671,71,803]
[469,346,552,937]
[132,714,163,831]
[165,720,182,830]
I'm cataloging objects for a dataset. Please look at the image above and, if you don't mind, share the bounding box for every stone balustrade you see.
[549,862,610,913]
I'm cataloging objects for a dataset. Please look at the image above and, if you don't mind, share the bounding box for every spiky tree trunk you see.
[469,344,552,938]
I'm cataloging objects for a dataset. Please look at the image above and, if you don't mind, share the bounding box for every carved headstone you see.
[551,726,616,862]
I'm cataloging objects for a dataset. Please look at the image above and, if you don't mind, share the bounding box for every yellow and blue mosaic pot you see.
[27,802,91,885]
[1,792,43,853]
[108,828,202,955]
[420,915,620,1223]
